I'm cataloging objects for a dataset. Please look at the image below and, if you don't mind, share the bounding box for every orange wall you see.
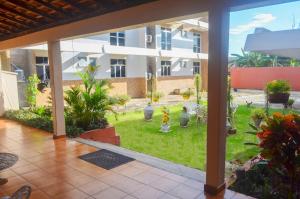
[231,67,300,91]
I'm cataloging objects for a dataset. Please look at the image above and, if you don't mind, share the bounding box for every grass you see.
[108,104,283,171]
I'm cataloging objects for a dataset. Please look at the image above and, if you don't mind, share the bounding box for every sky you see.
[229,0,300,56]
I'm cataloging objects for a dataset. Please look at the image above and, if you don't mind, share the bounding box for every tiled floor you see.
[0,119,250,199]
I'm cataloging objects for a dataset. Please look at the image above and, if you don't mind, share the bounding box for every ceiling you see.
[0,0,154,41]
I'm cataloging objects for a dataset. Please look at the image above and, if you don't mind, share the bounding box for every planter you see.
[161,124,170,133]
[180,112,190,127]
[268,93,290,104]
[182,95,190,100]
[79,126,120,146]
[144,104,154,121]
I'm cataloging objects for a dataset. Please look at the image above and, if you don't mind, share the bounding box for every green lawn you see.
[108,105,261,170]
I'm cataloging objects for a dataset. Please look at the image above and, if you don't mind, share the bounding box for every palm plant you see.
[64,65,117,130]
[230,49,272,67]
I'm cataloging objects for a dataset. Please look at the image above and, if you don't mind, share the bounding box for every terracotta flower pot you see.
[268,93,290,104]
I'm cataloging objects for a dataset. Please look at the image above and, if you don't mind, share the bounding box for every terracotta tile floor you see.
[0,119,251,199]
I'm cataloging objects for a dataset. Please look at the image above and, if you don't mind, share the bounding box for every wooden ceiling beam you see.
[0,4,39,24]
[7,0,56,21]
[62,0,88,12]
[36,0,72,17]
[0,26,11,34]
[0,22,20,32]
[0,15,30,28]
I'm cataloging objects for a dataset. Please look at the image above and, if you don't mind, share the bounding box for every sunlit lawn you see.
[108,105,264,170]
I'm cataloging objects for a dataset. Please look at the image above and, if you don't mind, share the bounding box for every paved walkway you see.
[0,119,252,199]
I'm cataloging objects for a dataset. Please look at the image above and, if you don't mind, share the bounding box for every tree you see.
[230,49,271,67]
[25,74,40,109]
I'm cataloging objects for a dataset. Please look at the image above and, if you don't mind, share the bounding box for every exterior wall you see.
[0,71,19,115]
[0,51,11,71]
[231,67,300,91]
[156,76,195,95]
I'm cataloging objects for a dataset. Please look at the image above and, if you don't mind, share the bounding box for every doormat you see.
[79,149,135,170]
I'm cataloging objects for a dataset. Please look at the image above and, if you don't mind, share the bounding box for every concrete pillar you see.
[48,40,66,139]
[204,3,230,195]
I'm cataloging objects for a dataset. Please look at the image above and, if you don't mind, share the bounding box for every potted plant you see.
[64,65,120,145]
[144,102,154,121]
[266,80,291,104]
[161,106,170,132]
[181,88,194,100]
[251,108,266,128]
[180,106,190,127]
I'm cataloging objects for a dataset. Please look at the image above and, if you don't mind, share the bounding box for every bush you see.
[64,65,117,130]
[251,108,266,121]
[5,109,84,138]
[115,95,131,106]
[25,74,40,109]
[266,80,291,94]
[5,109,52,132]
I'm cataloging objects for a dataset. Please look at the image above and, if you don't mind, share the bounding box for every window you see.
[161,61,171,76]
[180,61,188,68]
[161,27,171,50]
[89,57,97,66]
[181,30,188,38]
[193,62,201,74]
[111,59,126,78]
[110,32,125,46]
[77,56,97,67]
[193,33,201,53]
[35,56,49,82]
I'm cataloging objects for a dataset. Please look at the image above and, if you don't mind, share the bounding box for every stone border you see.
[75,137,206,183]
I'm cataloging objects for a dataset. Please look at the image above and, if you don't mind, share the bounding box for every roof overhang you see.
[244,29,300,59]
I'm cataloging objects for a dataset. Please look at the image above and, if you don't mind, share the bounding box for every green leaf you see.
[245,131,258,135]
[244,142,258,146]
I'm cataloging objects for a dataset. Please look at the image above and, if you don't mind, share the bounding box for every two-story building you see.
[5,18,208,103]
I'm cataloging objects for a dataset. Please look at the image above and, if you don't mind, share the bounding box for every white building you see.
[6,18,208,101]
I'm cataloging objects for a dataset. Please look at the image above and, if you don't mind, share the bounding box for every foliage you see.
[194,74,202,104]
[161,106,170,125]
[148,91,164,103]
[4,109,84,138]
[288,99,295,107]
[230,48,300,67]
[115,95,131,106]
[251,108,266,121]
[180,88,194,100]
[25,74,40,109]
[31,106,52,118]
[230,49,273,67]
[229,160,274,199]
[266,80,291,94]
[244,112,300,198]
[5,109,52,132]
[64,65,117,130]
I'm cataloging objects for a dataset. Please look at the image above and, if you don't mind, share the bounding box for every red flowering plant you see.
[247,112,300,198]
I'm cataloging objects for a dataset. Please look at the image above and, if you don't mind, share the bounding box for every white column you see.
[48,40,66,139]
[204,4,230,195]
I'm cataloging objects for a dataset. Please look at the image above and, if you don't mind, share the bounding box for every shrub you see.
[180,88,194,100]
[5,109,84,138]
[64,65,117,130]
[115,95,131,106]
[266,80,291,94]
[194,74,202,104]
[251,108,266,121]
[31,106,52,117]
[25,74,40,109]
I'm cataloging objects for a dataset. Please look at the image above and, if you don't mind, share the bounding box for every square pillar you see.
[48,40,66,139]
[204,4,230,195]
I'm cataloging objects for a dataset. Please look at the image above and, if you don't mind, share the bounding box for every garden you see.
[3,65,300,198]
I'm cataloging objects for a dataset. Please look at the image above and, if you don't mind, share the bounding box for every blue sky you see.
[229,0,300,55]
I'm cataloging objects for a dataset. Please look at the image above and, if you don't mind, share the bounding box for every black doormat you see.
[79,149,135,170]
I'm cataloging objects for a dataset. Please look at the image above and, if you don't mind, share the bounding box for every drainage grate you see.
[79,149,135,170]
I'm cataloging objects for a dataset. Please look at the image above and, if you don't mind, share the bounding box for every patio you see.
[0,119,250,199]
